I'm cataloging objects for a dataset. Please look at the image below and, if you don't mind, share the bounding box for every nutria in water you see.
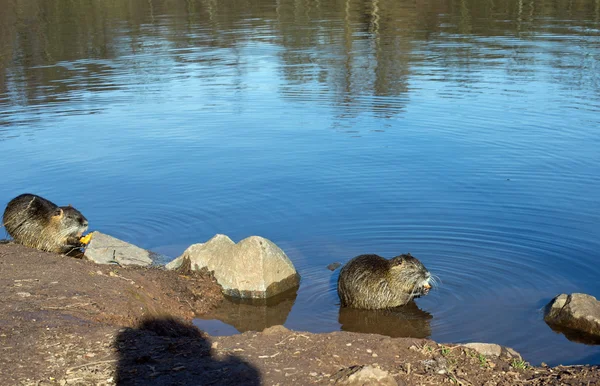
[2,193,88,254]
[337,253,433,309]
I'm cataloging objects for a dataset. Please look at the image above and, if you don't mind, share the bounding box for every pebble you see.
[346,343,352,346]
[309,372,318,377]
[16,292,31,297]
[366,349,373,353]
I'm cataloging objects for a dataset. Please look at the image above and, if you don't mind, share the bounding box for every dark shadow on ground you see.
[115,317,260,385]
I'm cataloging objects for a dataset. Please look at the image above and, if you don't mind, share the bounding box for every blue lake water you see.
[1,0,599,366]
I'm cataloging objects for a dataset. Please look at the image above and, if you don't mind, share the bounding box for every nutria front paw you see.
[65,236,85,249]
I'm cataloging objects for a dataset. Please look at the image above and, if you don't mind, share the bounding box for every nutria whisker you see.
[428,274,441,288]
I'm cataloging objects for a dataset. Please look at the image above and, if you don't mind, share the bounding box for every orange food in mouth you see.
[80,233,93,245]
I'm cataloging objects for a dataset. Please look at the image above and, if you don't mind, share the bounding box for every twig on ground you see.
[66,359,117,374]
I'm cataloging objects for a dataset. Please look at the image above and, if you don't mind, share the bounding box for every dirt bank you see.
[0,243,598,385]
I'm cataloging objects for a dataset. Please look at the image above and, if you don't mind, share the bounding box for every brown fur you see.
[2,193,88,253]
[337,253,432,310]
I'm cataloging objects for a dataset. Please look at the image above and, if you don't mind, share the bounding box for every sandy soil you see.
[0,243,598,386]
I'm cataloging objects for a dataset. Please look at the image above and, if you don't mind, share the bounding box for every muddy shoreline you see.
[1,243,598,385]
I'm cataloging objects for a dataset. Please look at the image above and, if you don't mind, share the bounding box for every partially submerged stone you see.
[544,293,600,341]
[166,234,300,299]
[84,231,155,266]
[327,262,342,271]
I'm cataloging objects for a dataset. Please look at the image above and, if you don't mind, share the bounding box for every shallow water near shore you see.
[1,0,600,366]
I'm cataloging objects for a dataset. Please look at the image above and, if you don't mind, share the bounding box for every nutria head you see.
[55,205,89,237]
[388,253,433,299]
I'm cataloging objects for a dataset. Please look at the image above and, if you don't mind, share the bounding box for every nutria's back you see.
[2,193,88,253]
[337,254,432,310]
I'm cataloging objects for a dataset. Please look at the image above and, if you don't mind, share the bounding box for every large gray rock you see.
[84,231,155,266]
[544,293,600,339]
[166,234,300,299]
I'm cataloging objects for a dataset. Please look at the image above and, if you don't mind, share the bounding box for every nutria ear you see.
[68,204,73,207]
[53,208,64,219]
[391,256,405,266]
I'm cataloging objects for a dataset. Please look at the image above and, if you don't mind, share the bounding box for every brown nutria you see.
[337,253,434,310]
[2,193,88,254]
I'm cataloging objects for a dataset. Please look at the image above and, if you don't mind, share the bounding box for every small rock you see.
[544,293,600,339]
[333,365,397,386]
[460,342,520,358]
[366,349,372,353]
[505,347,521,359]
[327,262,342,271]
[84,231,156,266]
[16,292,31,298]
[462,343,502,357]
[310,372,318,377]
[262,325,289,335]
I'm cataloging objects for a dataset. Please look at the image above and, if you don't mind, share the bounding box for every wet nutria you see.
[2,193,88,253]
[337,253,433,309]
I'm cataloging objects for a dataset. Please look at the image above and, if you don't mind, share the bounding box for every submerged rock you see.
[327,262,342,271]
[166,234,300,299]
[544,293,600,340]
[83,231,155,266]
